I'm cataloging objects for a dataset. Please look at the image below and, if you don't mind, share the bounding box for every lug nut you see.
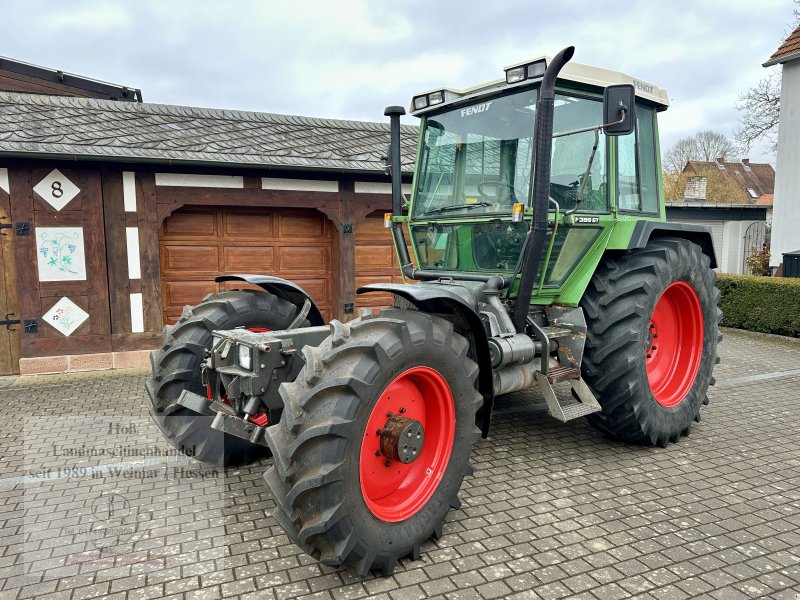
[375,450,381,456]
[399,407,406,414]
[376,429,383,435]
[386,411,393,417]
[384,460,391,467]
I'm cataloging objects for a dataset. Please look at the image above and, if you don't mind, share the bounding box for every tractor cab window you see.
[550,93,608,212]
[617,104,659,213]
[412,88,538,219]
[412,88,609,219]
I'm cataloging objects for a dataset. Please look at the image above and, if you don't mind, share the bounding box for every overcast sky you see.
[2,0,795,164]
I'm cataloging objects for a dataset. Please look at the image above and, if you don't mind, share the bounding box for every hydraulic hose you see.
[510,46,575,333]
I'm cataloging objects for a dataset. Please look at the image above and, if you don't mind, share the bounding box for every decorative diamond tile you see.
[42,297,89,337]
[32,169,80,211]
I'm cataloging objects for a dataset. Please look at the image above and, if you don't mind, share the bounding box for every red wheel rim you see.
[359,367,455,522]
[646,281,704,407]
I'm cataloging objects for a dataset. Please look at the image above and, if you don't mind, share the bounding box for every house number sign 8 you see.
[32,169,81,211]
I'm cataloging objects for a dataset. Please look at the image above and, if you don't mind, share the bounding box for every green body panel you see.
[396,81,669,307]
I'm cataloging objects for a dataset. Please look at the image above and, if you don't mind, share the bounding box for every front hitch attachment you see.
[210,412,270,448]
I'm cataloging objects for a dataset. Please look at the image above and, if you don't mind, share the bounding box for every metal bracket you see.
[0,218,10,237]
[210,412,269,447]
[1,313,21,332]
[15,222,30,237]
[23,319,38,333]
[344,302,354,314]
[343,223,353,234]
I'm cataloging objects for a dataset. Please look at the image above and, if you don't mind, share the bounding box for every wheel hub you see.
[380,415,424,464]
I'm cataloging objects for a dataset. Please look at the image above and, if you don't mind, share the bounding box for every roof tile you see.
[764,25,800,66]
[0,91,418,172]
[683,160,775,201]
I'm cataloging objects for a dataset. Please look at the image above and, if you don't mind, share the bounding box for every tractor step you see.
[545,365,580,384]
[534,371,602,422]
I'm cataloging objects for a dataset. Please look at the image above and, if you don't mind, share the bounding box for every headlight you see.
[504,59,547,84]
[428,90,444,105]
[505,66,526,84]
[237,344,252,370]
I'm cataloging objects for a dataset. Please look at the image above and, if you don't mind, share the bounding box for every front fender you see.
[358,282,495,437]
[216,274,325,326]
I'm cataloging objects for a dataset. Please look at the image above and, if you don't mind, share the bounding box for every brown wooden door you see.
[0,205,21,375]
[159,206,334,325]
[354,212,408,311]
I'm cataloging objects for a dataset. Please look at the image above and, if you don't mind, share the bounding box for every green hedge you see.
[717,274,800,338]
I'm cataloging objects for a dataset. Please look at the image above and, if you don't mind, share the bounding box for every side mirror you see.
[603,84,636,136]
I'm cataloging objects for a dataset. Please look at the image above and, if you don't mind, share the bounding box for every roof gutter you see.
[0,149,415,176]
[763,50,800,67]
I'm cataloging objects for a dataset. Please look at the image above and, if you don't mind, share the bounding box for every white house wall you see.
[770,60,800,268]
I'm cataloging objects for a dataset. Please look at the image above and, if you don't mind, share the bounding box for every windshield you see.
[412,88,537,218]
[411,88,608,219]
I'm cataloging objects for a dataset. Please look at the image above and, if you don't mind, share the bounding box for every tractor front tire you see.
[263,309,483,576]
[580,237,721,447]
[146,289,300,466]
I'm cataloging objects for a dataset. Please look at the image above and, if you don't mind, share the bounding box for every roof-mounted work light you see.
[504,59,547,84]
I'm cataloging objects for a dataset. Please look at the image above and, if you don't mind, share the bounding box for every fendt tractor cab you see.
[147,47,721,576]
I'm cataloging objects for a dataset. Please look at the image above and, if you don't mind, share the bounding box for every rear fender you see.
[628,222,718,268]
[358,283,495,437]
[215,274,325,326]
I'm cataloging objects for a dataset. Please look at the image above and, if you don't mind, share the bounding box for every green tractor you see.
[147,46,721,576]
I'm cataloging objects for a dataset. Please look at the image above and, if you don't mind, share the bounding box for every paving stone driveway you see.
[1,328,799,600]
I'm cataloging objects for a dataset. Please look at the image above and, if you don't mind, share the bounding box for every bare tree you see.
[735,70,781,153]
[662,130,739,174]
[734,2,800,153]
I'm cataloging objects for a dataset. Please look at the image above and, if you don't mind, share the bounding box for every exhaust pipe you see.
[510,46,575,333]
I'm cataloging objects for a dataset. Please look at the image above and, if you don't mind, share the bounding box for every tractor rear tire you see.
[146,289,300,466]
[580,237,721,447]
[263,309,483,576]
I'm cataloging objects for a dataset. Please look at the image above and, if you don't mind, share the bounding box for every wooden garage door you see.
[160,207,334,325]
[355,212,407,311]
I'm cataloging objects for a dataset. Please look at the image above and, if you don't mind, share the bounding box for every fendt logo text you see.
[461,101,493,117]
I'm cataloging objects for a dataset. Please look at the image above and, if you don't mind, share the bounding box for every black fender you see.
[358,282,495,437]
[215,274,325,326]
[628,221,717,268]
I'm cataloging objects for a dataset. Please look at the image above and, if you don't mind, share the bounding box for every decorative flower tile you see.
[36,227,87,281]
[32,169,80,211]
[43,297,89,337]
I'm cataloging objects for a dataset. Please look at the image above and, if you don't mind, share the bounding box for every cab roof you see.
[410,56,669,116]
